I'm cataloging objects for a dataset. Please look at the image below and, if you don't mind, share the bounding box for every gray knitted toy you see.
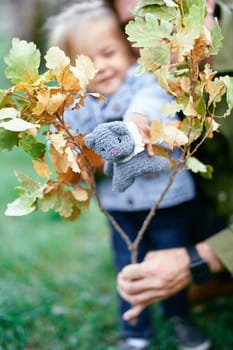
[85,121,170,192]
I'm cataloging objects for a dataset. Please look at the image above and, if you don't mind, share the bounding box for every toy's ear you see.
[85,133,95,149]
[109,122,128,136]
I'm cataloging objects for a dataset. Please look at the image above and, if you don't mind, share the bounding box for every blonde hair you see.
[45,0,121,61]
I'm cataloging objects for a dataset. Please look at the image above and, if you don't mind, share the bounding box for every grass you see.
[0,149,232,350]
[0,149,118,350]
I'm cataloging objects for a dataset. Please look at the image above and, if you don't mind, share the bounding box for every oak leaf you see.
[73,186,89,202]
[151,119,188,149]
[49,133,66,154]
[47,92,66,115]
[45,46,70,76]
[71,55,97,90]
[57,167,81,186]
[33,159,51,179]
[5,172,45,216]
[4,38,40,84]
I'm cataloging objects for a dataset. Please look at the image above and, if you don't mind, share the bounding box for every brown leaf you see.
[57,167,81,185]
[152,144,169,158]
[33,89,50,116]
[50,144,69,173]
[62,67,81,92]
[33,159,51,179]
[151,120,165,144]
[73,186,89,201]
[77,135,104,168]
[192,33,211,63]
[47,92,66,115]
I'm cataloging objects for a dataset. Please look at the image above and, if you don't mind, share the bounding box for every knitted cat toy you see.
[85,121,170,192]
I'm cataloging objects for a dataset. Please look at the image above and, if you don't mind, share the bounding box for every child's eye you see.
[104,50,115,58]
[117,137,121,143]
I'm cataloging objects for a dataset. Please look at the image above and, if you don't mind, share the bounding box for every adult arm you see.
[207,224,233,275]
[117,229,230,321]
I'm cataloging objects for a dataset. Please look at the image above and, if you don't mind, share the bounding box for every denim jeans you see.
[109,201,195,339]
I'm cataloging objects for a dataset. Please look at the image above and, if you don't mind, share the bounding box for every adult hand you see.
[117,248,192,321]
[117,241,223,321]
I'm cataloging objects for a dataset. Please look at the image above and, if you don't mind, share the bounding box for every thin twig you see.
[131,166,180,263]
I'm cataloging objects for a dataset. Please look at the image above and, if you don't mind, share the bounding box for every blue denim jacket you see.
[64,64,195,211]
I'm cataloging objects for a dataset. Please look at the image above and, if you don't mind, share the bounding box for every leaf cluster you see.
[1,1,233,222]
[127,0,233,175]
[0,38,101,220]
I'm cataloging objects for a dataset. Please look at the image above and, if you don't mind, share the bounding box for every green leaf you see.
[182,117,202,142]
[41,184,74,219]
[182,0,197,14]
[19,134,46,159]
[185,1,206,39]
[222,76,233,111]
[195,96,206,117]
[135,5,177,22]
[126,14,172,48]
[0,107,19,120]
[209,20,223,56]
[0,118,39,132]
[5,172,45,216]
[149,42,171,65]
[160,100,183,117]
[137,0,165,8]
[5,197,36,216]
[0,128,18,151]
[137,0,177,7]
[4,38,40,84]
[186,156,213,179]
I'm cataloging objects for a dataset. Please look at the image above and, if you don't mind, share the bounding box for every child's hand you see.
[124,113,154,156]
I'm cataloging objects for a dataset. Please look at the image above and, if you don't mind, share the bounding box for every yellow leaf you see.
[71,55,97,90]
[205,117,221,138]
[33,159,51,179]
[180,77,191,94]
[49,133,66,154]
[57,167,81,186]
[47,92,66,115]
[163,125,188,149]
[167,78,185,97]
[151,120,165,143]
[183,96,198,117]
[62,68,81,91]
[173,32,194,61]
[65,147,80,173]
[45,47,70,75]
[33,89,50,115]
[73,186,89,201]
[192,31,211,62]
[50,144,70,173]
[205,79,226,107]
[151,120,188,150]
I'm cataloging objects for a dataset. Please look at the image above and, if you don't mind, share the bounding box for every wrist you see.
[177,248,193,283]
[196,241,224,273]
[186,245,212,284]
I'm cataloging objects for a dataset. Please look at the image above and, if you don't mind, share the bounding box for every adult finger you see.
[122,304,147,321]
[118,263,146,281]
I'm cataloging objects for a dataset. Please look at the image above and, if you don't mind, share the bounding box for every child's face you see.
[72,22,134,96]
